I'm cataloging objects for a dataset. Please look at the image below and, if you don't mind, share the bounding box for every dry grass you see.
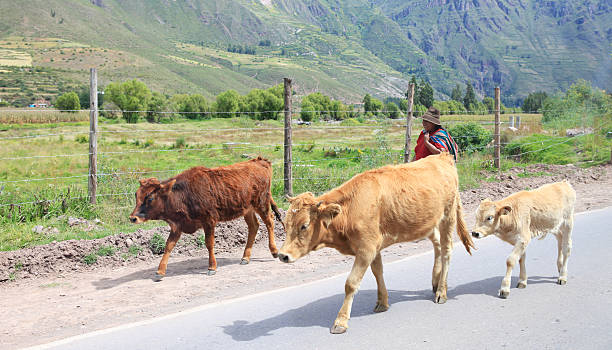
[0,109,90,124]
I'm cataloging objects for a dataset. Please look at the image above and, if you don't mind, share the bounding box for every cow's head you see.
[129,177,175,224]
[277,192,341,263]
[471,198,512,239]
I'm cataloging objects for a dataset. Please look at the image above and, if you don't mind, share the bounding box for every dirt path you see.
[1,164,610,349]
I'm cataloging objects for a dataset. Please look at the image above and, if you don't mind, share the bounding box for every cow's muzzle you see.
[129,215,144,224]
[278,253,291,263]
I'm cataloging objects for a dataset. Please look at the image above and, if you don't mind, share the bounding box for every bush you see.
[96,245,116,256]
[84,253,97,265]
[55,92,80,112]
[448,122,493,154]
[149,233,166,254]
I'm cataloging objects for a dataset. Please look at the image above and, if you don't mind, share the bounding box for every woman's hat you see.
[421,107,441,125]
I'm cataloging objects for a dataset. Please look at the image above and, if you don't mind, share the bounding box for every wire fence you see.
[1,93,611,227]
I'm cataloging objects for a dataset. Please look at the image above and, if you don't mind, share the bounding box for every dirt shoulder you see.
[1,163,611,349]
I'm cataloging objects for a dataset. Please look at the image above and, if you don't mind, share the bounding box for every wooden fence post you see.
[494,87,501,168]
[283,78,293,197]
[88,68,98,204]
[404,83,415,163]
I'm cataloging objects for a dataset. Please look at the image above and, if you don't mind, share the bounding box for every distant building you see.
[29,99,50,108]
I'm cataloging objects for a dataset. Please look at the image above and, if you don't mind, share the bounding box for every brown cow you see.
[129,157,282,279]
[278,153,475,334]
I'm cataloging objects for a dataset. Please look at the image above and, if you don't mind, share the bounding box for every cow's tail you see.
[456,193,475,255]
[270,196,284,227]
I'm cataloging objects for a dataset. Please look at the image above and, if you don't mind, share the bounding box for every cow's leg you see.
[556,233,564,276]
[241,211,259,265]
[370,252,389,313]
[257,207,279,258]
[434,226,453,304]
[429,229,442,294]
[331,249,377,334]
[155,227,182,281]
[558,218,573,285]
[500,239,528,298]
[204,224,217,275]
[516,253,527,289]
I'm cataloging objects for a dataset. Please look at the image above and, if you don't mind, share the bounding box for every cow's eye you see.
[147,196,154,204]
[486,216,493,222]
[300,223,309,231]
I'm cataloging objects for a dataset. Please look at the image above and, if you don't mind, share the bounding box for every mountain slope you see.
[0,0,609,106]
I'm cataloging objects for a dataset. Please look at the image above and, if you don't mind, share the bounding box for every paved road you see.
[31,207,612,350]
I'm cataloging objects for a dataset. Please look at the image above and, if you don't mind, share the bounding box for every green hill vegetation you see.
[0,0,610,108]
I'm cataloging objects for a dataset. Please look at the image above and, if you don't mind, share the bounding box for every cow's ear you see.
[499,205,512,216]
[161,179,176,192]
[140,178,160,187]
[319,203,341,228]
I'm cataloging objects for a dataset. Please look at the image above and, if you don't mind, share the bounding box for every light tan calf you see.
[278,153,475,334]
[471,181,576,298]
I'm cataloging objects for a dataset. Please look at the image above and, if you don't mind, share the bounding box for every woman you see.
[413,106,458,161]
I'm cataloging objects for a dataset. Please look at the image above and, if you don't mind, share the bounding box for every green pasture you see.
[0,111,609,251]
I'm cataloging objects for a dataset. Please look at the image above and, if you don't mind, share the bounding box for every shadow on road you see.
[91,257,245,290]
[221,288,431,341]
[222,274,562,341]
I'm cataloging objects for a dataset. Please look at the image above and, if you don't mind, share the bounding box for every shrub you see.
[149,233,166,254]
[448,122,493,154]
[96,245,116,256]
[196,234,206,248]
[84,253,97,265]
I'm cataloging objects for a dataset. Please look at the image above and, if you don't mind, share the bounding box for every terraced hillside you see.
[0,0,609,106]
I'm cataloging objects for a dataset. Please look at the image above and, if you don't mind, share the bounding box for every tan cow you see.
[278,153,475,334]
[471,181,576,298]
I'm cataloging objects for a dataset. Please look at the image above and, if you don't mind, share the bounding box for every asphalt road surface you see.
[30,207,612,350]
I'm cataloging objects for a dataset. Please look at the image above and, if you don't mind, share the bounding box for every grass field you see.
[0,110,609,251]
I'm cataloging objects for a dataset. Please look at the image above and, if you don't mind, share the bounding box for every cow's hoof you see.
[154,273,164,282]
[558,278,567,285]
[330,325,347,334]
[517,281,527,289]
[240,258,249,265]
[434,294,447,304]
[499,289,509,299]
[432,285,438,294]
[373,302,389,313]
[207,269,216,276]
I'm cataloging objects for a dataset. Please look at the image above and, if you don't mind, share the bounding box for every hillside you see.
[0,0,610,106]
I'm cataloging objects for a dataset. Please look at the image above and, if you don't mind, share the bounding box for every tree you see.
[522,91,548,113]
[300,100,316,122]
[417,80,434,108]
[77,86,105,109]
[105,79,152,123]
[329,100,347,120]
[55,92,80,112]
[363,94,372,114]
[384,102,401,119]
[463,82,477,111]
[146,92,168,123]
[369,97,383,116]
[451,84,463,102]
[172,94,209,119]
[214,90,241,118]
[482,96,495,113]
